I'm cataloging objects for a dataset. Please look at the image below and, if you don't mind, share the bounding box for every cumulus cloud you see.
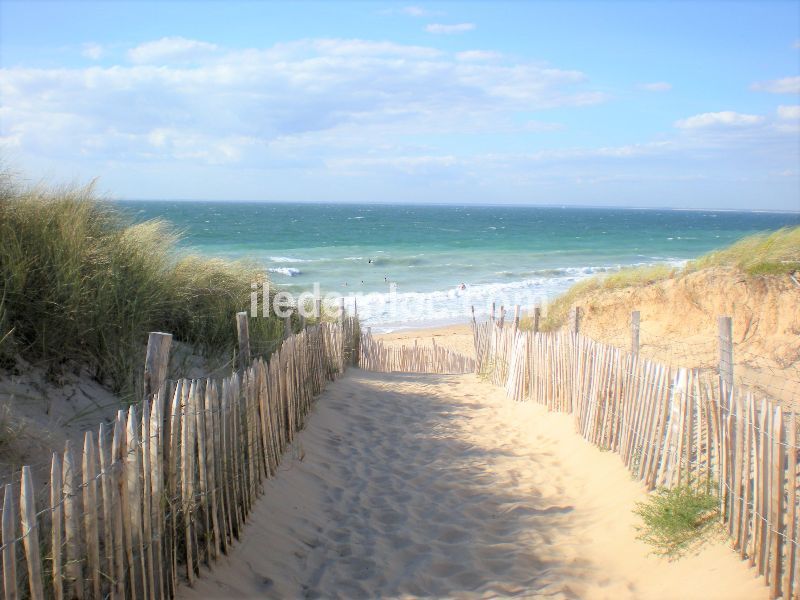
[425,23,476,34]
[0,37,606,165]
[456,50,501,61]
[127,36,218,64]
[82,43,104,60]
[750,76,800,94]
[777,105,800,119]
[638,82,671,92]
[674,111,765,129]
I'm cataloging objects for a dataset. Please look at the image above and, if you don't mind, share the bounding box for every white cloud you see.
[308,39,440,58]
[675,111,765,129]
[638,82,671,92]
[750,76,800,94]
[777,105,800,119]
[0,37,605,166]
[380,6,440,17]
[401,6,431,17]
[127,36,218,64]
[456,50,501,62]
[425,23,476,35]
[82,43,104,60]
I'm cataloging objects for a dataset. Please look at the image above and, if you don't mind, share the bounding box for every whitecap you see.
[268,267,302,277]
[269,256,311,263]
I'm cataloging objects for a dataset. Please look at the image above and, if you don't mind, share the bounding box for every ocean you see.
[118,202,800,331]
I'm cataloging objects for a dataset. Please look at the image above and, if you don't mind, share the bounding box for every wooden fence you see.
[1,318,359,599]
[473,319,798,599]
[359,332,475,375]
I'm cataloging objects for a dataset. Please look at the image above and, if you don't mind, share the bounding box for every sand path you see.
[181,370,765,599]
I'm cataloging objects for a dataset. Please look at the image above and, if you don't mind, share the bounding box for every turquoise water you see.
[118,202,799,330]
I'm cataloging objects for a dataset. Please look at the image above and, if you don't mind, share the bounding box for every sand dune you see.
[180,370,765,599]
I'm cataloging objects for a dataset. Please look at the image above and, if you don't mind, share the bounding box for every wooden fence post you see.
[470,306,476,326]
[513,305,520,330]
[631,311,640,358]
[339,298,345,324]
[490,302,496,322]
[571,307,581,334]
[21,466,44,600]
[236,312,251,370]
[498,306,505,328]
[533,306,541,333]
[718,315,733,391]
[284,312,292,340]
[144,332,172,402]
[2,483,16,600]
[314,298,322,321]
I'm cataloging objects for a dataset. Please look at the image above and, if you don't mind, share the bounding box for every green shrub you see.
[633,485,719,558]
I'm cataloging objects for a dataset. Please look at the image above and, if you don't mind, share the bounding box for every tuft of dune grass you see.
[523,226,799,332]
[0,177,286,395]
[520,264,676,332]
[687,226,800,275]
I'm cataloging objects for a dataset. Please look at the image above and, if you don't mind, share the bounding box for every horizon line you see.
[113,198,800,215]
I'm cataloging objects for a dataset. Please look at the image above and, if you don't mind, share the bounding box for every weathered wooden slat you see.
[110,416,127,599]
[167,382,183,597]
[782,412,797,599]
[97,424,116,600]
[142,397,156,600]
[770,406,784,597]
[2,483,17,600]
[205,381,222,560]
[195,381,211,566]
[20,466,44,600]
[741,395,754,562]
[126,406,147,599]
[149,396,165,600]
[182,381,197,584]
[63,440,83,600]
[48,452,64,600]
[82,433,101,600]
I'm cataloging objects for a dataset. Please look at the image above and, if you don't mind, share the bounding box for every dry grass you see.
[0,176,287,395]
[688,226,800,275]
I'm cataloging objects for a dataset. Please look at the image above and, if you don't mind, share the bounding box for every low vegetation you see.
[688,226,800,275]
[633,485,720,558]
[523,226,800,332]
[0,176,287,395]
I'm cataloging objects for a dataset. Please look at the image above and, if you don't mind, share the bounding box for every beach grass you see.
[687,226,800,275]
[523,226,799,332]
[0,177,286,394]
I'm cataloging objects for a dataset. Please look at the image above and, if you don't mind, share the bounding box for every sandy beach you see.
[180,367,764,599]
[376,323,476,358]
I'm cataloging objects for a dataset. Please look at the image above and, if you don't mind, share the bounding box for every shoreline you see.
[375,322,476,358]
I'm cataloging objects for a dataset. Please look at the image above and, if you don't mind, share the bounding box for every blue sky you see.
[1,1,798,209]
